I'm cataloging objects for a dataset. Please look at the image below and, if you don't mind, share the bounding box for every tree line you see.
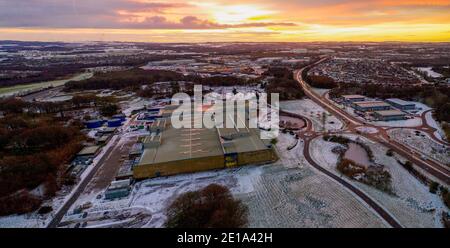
[0,98,85,216]
[263,67,305,100]
[64,68,260,91]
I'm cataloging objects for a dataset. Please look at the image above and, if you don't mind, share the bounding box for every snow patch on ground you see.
[310,138,341,171]
[425,111,446,141]
[356,126,378,134]
[311,87,330,96]
[309,134,448,227]
[87,130,97,138]
[388,128,449,165]
[415,67,443,78]
[280,99,343,131]
[77,165,264,228]
[372,118,422,128]
[413,102,432,115]
[0,184,78,228]
[122,98,150,117]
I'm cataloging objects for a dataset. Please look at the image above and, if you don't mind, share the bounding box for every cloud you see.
[0,0,190,28]
[0,0,295,29]
[121,15,297,29]
[274,0,450,26]
[0,0,448,31]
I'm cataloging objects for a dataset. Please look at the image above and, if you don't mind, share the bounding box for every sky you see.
[0,0,449,42]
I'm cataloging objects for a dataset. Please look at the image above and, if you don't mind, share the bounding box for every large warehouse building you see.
[133,104,278,179]
[374,110,407,121]
[385,98,416,110]
[342,94,366,104]
[352,101,391,112]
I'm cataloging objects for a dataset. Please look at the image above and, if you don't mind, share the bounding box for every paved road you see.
[285,58,450,227]
[417,109,449,146]
[302,135,403,228]
[47,114,140,228]
[47,135,121,228]
[279,99,402,227]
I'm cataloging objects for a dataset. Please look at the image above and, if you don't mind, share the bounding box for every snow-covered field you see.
[60,207,152,228]
[356,126,378,134]
[59,165,266,228]
[425,111,447,142]
[280,99,343,131]
[0,184,74,228]
[310,138,341,171]
[413,102,432,115]
[309,134,448,227]
[415,67,443,78]
[122,97,150,116]
[206,85,260,96]
[388,128,450,165]
[132,166,263,227]
[247,133,386,227]
[311,87,330,96]
[372,118,422,128]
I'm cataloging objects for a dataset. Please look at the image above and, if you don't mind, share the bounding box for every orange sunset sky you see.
[0,0,449,42]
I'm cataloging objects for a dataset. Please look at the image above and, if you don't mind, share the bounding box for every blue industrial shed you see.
[85,119,103,129]
[107,118,122,127]
[112,113,126,122]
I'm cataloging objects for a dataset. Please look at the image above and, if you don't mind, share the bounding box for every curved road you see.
[302,135,402,228]
[294,60,450,185]
[285,58,450,227]
[279,99,402,227]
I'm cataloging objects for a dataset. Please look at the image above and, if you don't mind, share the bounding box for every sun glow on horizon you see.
[199,3,277,24]
[0,0,449,42]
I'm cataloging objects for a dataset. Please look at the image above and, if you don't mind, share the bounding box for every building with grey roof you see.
[374,110,407,121]
[342,95,366,103]
[385,98,416,110]
[352,101,391,112]
[133,104,277,179]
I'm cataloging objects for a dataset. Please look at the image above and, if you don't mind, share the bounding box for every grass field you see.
[0,72,93,97]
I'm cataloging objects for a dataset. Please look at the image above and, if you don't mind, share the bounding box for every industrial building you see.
[104,179,131,200]
[107,118,122,127]
[385,98,416,110]
[342,95,366,103]
[96,135,111,145]
[352,101,391,112]
[112,113,126,122]
[77,145,101,158]
[85,119,103,129]
[97,127,116,135]
[374,110,407,121]
[138,106,164,121]
[116,159,136,180]
[128,143,143,160]
[133,104,278,179]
